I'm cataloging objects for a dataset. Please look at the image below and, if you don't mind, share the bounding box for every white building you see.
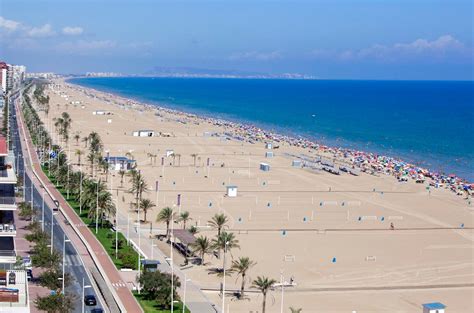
[422,303,446,313]
[132,130,155,137]
[226,186,238,197]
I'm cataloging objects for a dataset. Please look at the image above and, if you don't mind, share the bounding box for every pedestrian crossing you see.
[111,281,127,289]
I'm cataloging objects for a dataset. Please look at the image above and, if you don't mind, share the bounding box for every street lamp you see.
[221,241,229,313]
[82,277,92,313]
[280,270,284,313]
[182,275,191,313]
[95,180,99,234]
[62,234,71,293]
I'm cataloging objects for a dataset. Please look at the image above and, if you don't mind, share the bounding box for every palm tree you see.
[139,198,155,223]
[231,257,256,299]
[178,211,192,229]
[88,131,103,154]
[191,153,198,167]
[289,307,302,313]
[129,171,148,209]
[75,149,83,167]
[84,179,116,227]
[252,276,277,313]
[74,133,81,145]
[190,236,212,264]
[156,207,176,240]
[212,231,240,269]
[208,213,229,237]
[82,136,89,148]
[118,169,126,187]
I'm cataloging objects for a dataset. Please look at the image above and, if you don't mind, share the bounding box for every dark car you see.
[84,295,97,306]
[26,269,33,281]
[90,309,103,313]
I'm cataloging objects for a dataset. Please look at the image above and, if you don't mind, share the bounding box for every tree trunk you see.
[262,293,267,313]
[240,274,245,298]
[144,209,147,223]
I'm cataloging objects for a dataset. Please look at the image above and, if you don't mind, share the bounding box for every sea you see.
[68,77,474,181]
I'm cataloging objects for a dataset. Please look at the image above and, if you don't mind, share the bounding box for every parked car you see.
[26,269,33,281]
[84,295,97,306]
[90,309,103,313]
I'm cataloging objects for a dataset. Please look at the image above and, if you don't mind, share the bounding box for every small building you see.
[226,186,238,197]
[422,303,446,313]
[92,110,106,115]
[166,149,174,157]
[265,142,273,149]
[265,151,273,158]
[105,156,136,171]
[292,160,302,167]
[260,163,270,172]
[132,130,155,137]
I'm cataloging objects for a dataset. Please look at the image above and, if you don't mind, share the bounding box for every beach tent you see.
[166,149,174,157]
[422,302,446,313]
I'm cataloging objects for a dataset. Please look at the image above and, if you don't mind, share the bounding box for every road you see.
[9,89,106,313]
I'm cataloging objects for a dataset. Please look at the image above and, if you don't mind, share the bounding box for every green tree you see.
[178,211,192,229]
[212,231,240,269]
[252,276,277,313]
[208,213,229,237]
[156,207,176,240]
[231,257,256,299]
[139,198,155,223]
[137,270,181,309]
[190,235,212,265]
[38,267,74,292]
[289,307,303,313]
[34,293,76,313]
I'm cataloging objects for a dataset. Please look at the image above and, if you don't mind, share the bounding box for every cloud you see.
[229,50,282,61]
[311,35,469,62]
[0,16,20,32]
[55,40,117,55]
[62,26,83,36]
[27,24,55,37]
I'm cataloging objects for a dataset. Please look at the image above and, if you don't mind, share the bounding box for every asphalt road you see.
[9,90,104,313]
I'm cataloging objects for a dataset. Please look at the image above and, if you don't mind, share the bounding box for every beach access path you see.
[15,93,143,313]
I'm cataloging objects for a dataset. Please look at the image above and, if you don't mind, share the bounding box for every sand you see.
[35,79,473,312]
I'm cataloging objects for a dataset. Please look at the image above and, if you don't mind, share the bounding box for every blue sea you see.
[69,77,474,181]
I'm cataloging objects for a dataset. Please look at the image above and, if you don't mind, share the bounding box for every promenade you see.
[14,93,143,313]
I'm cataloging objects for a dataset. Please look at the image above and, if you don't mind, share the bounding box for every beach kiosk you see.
[132,130,155,137]
[260,163,270,172]
[292,160,302,168]
[265,142,273,149]
[92,110,106,115]
[422,302,446,313]
[226,185,238,197]
[265,151,274,158]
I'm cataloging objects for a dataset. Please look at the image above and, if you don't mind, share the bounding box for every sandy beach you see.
[39,79,473,312]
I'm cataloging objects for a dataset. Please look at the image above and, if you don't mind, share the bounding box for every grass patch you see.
[41,165,139,270]
[133,292,190,313]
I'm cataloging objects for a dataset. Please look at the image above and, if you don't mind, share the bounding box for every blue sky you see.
[1,0,472,79]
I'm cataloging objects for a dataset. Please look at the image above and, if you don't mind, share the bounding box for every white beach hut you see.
[422,303,446,313]
[260,163,270,171]
[226,186,238,197]
[265,142,273,149]
[292,160,302,167]
[92,110,106,115]
[265,151,274,158]
[132,130,155,137]
[166,149,174,157]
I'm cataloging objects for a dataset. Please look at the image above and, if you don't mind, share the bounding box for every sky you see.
[0,0,472,79]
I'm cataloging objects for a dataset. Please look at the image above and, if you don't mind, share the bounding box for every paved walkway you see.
[15,100,143,313]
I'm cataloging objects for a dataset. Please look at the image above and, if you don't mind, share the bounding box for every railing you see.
[0,225,16,234]
[0,197,15,206]
[0,251,15,257]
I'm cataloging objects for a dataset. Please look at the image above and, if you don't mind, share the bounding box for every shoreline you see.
[65,78,473,193]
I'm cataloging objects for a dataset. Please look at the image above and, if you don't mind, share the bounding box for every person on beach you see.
[390,222,395,230]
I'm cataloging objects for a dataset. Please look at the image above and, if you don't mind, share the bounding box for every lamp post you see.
[182,275,191,313]
[280,270,284,313]
[221,240,229,313]
[82,277,92,313]
[62,234,71,293]
[95,180,99,234]
[170,205,175,313]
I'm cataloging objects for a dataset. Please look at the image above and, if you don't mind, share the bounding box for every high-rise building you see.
[0,63,7,95]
